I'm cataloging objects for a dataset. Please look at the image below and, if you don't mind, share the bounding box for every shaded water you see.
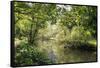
[39,39,96,64]
[63,48,96,63]
[37,23,96,64]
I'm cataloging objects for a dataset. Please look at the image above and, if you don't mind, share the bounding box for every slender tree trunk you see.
[28,24,33,44]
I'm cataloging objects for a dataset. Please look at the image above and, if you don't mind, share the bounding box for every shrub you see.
[15,42,52,66]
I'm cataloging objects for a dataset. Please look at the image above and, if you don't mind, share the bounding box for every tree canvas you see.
[11,1,97,67]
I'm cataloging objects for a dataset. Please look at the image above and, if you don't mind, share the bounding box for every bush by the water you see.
[15,42,52,66]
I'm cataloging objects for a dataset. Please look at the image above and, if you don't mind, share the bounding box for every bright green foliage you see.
[13,1,97,66]
[15,42,52,66]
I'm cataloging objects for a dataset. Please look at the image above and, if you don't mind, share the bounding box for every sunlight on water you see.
[37,22,96,64]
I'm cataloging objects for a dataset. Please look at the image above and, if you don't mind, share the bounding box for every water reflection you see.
[37,23,96,64]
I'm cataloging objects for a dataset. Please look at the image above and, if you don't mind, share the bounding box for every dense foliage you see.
[13,1,97,66]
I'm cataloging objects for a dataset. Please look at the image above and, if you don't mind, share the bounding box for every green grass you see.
[88,40,97,47]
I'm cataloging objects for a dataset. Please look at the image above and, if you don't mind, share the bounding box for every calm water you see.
[37,38,96,64]
[37,23,96,64]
